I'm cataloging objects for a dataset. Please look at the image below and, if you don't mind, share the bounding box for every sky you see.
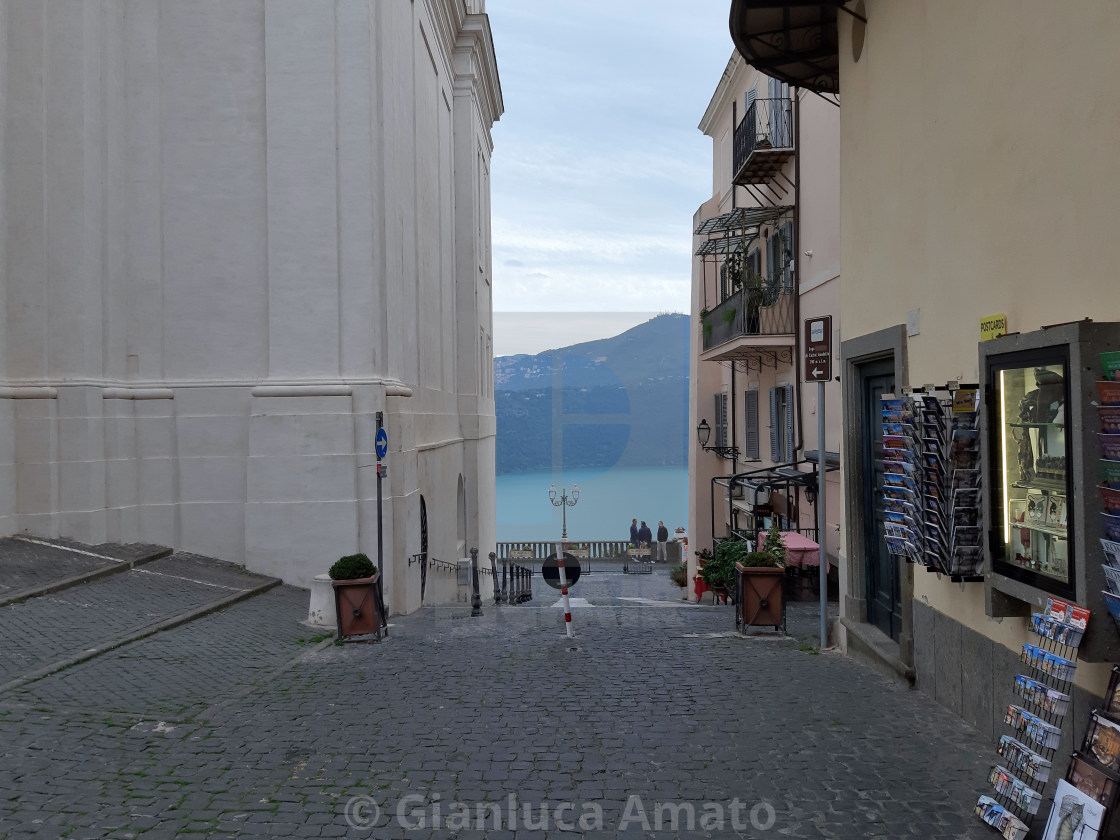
[486,1,735,356]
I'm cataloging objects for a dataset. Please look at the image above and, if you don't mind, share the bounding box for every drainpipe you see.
[792,89,804,455]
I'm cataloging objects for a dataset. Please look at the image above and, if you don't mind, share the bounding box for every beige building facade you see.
[0,0,502,615]
[687,52,841,595]
[730,0,1120,747]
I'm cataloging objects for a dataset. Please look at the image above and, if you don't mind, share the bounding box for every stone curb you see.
[0,542,174,609]
[0,576,282,696]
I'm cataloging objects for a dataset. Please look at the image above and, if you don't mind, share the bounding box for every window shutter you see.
[784,384,795,463]
[745,87,757,111]
[714,393,728,448]
[782,221,795,292]
[769,387,780,463]
[744,390,759,460]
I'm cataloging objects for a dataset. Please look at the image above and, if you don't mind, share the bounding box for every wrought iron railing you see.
[733,97,794,177]
[496,540,683,566]
[701,278,795,352]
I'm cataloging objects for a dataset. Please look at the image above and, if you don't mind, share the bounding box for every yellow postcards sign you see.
[980,314,1008,341]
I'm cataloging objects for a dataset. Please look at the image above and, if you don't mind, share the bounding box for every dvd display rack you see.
[976,597,1089,840]
[881,384,983,579]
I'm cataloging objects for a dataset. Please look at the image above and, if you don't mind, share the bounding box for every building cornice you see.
[0,377,414,399]
[453,13,504,138]
[698,52,742,135]
[428,0,466,75]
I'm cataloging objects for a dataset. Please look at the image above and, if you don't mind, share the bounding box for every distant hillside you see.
[495,314,689,475]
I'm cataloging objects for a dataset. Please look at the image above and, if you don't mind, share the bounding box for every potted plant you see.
[700,540,747,602]
[734,526,786,631]
[329,553,388,641]
[670,562,688,589]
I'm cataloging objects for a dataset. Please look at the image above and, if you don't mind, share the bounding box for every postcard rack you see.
[977,597,1089,840]
[1028,664,1120,840]
[1096,348,1120,634]
[880,384,983,580]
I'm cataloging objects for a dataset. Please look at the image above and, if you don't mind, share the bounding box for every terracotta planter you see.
[734,563,785,631]
[332,572,388,640]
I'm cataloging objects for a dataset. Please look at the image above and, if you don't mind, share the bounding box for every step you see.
[0,551,278,692]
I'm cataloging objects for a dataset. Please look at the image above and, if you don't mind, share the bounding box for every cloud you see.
[486,0,733,315]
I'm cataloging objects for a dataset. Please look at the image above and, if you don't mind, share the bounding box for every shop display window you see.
[988,350,1074,597]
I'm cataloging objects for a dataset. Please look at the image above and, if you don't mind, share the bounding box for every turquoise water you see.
[496,465,689,543]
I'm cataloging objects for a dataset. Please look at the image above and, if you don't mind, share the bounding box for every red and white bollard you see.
[557,548,574,638]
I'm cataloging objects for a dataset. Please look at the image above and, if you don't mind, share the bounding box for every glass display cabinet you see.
[981,321,1120,663]
[988,351,1073,597]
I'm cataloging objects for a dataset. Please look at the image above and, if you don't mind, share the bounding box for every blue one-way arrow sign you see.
[375,428,389,460]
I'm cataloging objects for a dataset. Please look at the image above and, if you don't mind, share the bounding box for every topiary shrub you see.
[329,553,377,581]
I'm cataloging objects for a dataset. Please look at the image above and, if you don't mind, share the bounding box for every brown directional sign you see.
[804,316,833,382]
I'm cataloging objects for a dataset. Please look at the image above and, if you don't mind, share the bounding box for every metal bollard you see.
[470,548,483,617]
[501,557,508,604]
[490,552,500,605]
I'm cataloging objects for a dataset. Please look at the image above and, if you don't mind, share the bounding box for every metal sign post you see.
[804,317,832,650]
[818,382,827,649]
[375,417,387,574]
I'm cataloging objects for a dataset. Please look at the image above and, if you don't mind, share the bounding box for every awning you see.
[695,205,793,237]
[694,205,793,257]
[729,1,843,94]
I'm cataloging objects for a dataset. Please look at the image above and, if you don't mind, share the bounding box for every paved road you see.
[0,557,996,839]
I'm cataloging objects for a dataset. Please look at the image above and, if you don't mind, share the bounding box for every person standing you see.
[656,521,669,563]
[638,521,652,555]
[629,518,639,546]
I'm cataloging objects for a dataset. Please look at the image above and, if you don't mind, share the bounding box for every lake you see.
[496,465,689,543]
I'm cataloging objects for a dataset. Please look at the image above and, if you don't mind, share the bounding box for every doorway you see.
[860,358,901,640]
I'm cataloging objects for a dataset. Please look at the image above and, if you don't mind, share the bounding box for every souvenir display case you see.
[988,349,1073,598]
[981,321,1120,663]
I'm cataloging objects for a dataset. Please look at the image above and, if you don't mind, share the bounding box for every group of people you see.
[629,518,671,562]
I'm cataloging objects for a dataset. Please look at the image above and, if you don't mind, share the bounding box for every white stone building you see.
[0,0,502,614]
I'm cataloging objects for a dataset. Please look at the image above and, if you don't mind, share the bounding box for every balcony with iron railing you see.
[700,274,795,361]
[733,97,795,185]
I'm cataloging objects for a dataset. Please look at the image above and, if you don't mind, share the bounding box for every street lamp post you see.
[549,484,579,638]
[548,483,579,545]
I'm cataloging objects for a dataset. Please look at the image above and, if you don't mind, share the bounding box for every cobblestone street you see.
[0,541,996,839]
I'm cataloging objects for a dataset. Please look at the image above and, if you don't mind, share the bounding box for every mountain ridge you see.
[494,314,690,475]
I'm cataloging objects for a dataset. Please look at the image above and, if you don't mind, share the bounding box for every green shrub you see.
[701,540,749,590]
[329,553,377,580]
[740,550,784,568]
[761,520,787,567]
[670,562,688,588]
[721,306,737,325]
